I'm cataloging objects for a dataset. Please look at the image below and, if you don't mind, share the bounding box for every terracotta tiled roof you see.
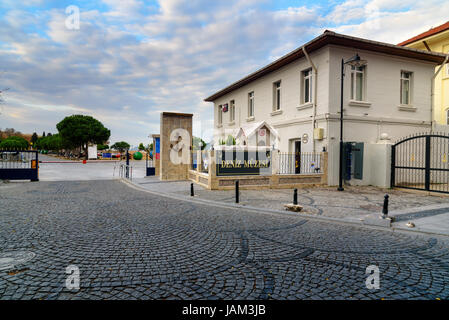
[398,21,449,46]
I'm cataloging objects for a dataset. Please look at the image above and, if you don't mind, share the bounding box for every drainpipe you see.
[431,54,449,132]
[302,46,318,153]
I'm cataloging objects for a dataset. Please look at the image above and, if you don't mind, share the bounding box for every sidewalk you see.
[131,176,449,236]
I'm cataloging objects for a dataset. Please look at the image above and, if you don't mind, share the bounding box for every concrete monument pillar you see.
[160,112,193,181]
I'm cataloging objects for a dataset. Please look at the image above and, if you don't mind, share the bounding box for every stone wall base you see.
[189,170,325,190]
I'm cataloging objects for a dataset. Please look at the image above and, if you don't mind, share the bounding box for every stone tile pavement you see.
[133,177,449,235]
[37,154,147,181]
[1,180,449,300]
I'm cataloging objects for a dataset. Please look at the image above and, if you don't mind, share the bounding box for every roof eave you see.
[204,31,446,102]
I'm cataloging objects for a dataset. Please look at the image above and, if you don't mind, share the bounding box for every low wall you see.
[188,170,210,189]
[189,150,327,190]
[189,170,324,190]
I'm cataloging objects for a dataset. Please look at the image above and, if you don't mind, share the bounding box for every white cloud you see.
[1,0,449,145]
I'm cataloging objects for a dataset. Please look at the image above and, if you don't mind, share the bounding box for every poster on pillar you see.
[155,137,160,160]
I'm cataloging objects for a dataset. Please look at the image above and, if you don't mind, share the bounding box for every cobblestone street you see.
[1,180,449,300]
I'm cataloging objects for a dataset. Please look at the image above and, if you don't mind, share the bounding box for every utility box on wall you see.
[313,127,324,140]
[343,142,364,180]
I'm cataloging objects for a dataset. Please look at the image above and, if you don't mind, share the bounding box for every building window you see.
[350,66,365,101]
[273,81,281,111]
[447,109,449,125]
[229,100,235,122]
[302,68,313,104]
[400,71,413,105]
[218,105,222,125]
[248,92,254,117]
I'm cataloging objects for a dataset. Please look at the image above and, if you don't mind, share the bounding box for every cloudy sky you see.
[0,0,448,147]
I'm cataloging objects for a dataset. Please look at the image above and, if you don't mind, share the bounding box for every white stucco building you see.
[204,30,447,186]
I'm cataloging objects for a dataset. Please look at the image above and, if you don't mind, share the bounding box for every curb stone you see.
[121,178,449,239]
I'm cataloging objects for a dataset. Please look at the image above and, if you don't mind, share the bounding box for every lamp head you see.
[345,53,367,67]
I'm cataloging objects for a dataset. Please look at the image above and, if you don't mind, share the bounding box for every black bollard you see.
[126,150,130,179]
[235,180,239,203]
[191,183,194,197]
[293,188,298,205]
[382,194,389,217]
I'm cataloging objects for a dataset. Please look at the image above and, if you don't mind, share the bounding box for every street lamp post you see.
[338,54,366,191]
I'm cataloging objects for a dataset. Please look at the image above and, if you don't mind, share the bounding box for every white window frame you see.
[229,100,235,122]
[350,66,365,102]
[302,68,313,104]
[273,81,281,111]
[400,71,413,105]
[217,105,222,125]
[248,92,254,118]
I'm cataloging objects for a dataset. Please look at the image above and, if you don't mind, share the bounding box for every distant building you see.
[205,30,446,186]
[399,21,449,125]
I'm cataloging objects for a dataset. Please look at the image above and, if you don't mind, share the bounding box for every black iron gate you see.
[146,152,155,176]
[391,134,449,193]
[0,150,39,181]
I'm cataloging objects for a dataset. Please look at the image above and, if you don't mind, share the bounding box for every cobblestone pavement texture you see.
[135,177,449,219]
[1,180,449,300]
[37,154,147,181]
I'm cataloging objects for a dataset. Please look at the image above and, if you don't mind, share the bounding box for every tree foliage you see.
[110,141,130,153]
[138,143,145,150]
[97,144,109,150]
[0,136,29,150]
[35,134,67,151]
[193,136,206,150]
[31,132,38,144]
[56,115,110,158]
[1,128,23,140]
[218,135,236,146]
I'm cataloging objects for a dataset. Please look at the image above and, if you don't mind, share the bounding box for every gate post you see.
[425,136,431,191]
[32,150,39,181]
[390,145,395,188]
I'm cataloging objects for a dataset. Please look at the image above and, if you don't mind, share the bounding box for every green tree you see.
[56,115,110,159]
[226,135,236,146]
[193,136,206,150]
[97,144,109,150]
[144,143,153,158]
[0,136,29,150]
[31,132,38,144]
[36,133,72,152]
[138,143,145,150]
[110,141,130,153]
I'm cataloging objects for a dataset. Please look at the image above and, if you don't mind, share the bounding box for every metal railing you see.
[278,152,322,175]
[191,150,210,174]
[146,159,154,168]
[118,164,133,180]
[0,150,38,169]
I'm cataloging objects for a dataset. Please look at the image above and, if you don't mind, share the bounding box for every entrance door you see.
[295,140,301,174]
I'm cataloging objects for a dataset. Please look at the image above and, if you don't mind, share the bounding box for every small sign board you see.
[216,150,271,176]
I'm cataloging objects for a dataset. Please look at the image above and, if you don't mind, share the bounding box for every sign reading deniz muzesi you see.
[216,150,271,176]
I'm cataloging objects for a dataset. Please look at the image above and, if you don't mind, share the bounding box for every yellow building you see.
[399,21,449,125]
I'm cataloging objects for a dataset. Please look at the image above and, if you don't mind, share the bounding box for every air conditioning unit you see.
[314,127,324,140]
